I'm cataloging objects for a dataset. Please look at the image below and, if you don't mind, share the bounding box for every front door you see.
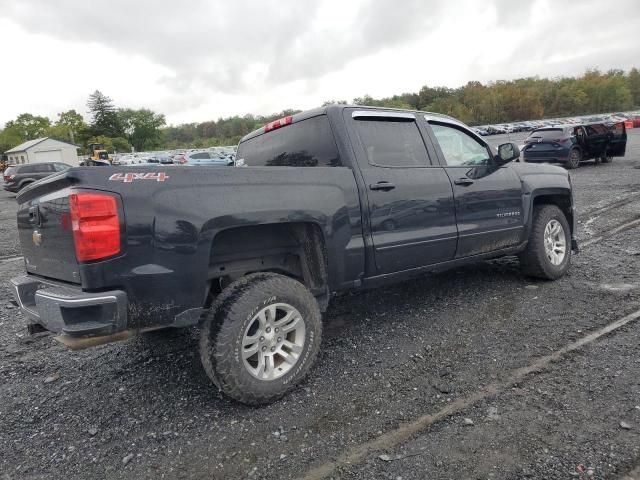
[347,111,458,275]
[425,120,525,258]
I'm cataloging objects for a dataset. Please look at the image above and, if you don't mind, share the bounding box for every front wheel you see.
[519,205,571,280]
[200,273,322,405]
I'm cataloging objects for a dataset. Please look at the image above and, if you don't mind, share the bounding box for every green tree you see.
[87,90,121,137]
[0,113,51,154]
[47,109,87,144]
[4,113,51,140]
[117,108,166,151]
[628,68,640,106]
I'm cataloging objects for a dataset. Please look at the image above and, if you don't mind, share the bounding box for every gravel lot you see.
[1,130,640,480]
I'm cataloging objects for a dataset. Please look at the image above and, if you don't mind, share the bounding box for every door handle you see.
[369,182,396,191]
[454,178,474,186]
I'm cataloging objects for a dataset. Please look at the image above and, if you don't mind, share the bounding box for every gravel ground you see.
[1,130,640,480]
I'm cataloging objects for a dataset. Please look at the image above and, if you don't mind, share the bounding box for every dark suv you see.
[3,162,71,193]
[522,122,627,169]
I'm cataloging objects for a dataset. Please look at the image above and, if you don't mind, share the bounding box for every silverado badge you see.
[32,230,42,246]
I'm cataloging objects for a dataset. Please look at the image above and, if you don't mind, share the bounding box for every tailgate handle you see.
[28,205,40,225]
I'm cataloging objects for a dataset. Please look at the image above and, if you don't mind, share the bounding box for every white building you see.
[5,137,79,166]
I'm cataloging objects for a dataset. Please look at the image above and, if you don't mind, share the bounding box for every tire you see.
[18,182,32,191]
[566,148,581,169]
[519,205,571,280]
[199,272,322,405]
[600,155,612,163]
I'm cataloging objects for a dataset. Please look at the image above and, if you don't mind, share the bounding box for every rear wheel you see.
[566,149,581,169]
[200,272,322,405]
[519,205,571,280]
[600,155,612,163]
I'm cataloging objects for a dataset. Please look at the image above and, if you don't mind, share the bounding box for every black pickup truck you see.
[10,105,578,404]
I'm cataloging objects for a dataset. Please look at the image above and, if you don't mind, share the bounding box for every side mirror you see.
[497,142,520,163]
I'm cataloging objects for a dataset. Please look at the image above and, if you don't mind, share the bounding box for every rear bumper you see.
[3,184,19,193]
[10,275,127,336]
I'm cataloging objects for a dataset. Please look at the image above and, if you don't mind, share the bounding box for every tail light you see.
[264,116,293,133]
[69,193,121,262]
[3,175,15,182]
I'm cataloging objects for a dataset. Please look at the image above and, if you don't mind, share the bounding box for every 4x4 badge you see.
[32,230,42,246]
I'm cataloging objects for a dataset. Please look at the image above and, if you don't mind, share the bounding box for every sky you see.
[1,0,639,127]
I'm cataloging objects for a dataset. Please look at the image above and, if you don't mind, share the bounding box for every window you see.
[190,152,209,160]
[354,118,430,167]
[53,163,70,172]
[21,164,52,174]
[586,124,607,135]
[237,115,340,167]
[430,123,492,167]
[21,155,25,163]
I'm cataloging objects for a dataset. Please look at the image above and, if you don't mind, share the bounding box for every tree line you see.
[0,91,166,156]
[1,68,639,156]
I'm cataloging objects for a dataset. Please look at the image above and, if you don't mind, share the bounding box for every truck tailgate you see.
[15,171,86,283]
[17,186,80,283]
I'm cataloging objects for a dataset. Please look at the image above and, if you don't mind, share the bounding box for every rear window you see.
[237,116,340,167]
[4,166,16,176]
[528,128,565,139]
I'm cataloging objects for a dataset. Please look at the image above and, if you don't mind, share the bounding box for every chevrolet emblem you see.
[32,230,42,246]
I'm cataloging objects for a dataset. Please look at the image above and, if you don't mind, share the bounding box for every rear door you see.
[346,110,457,275]
[423,118,525,258]
[607,122,627,157]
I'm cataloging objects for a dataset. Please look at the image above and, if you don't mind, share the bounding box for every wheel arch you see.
[207,222,329,308]
[531,191,574,237]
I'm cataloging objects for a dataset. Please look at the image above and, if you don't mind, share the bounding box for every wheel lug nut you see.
[266,327,271,333]
[260,336,265,342]
[270,346,275,352]
[277,337,282,342]
[274,327,279,333]
[261,346,267,352]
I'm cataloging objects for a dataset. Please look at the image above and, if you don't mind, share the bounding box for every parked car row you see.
[4,146,237,192]
[107,146,237,166]
[472,111,640,136]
